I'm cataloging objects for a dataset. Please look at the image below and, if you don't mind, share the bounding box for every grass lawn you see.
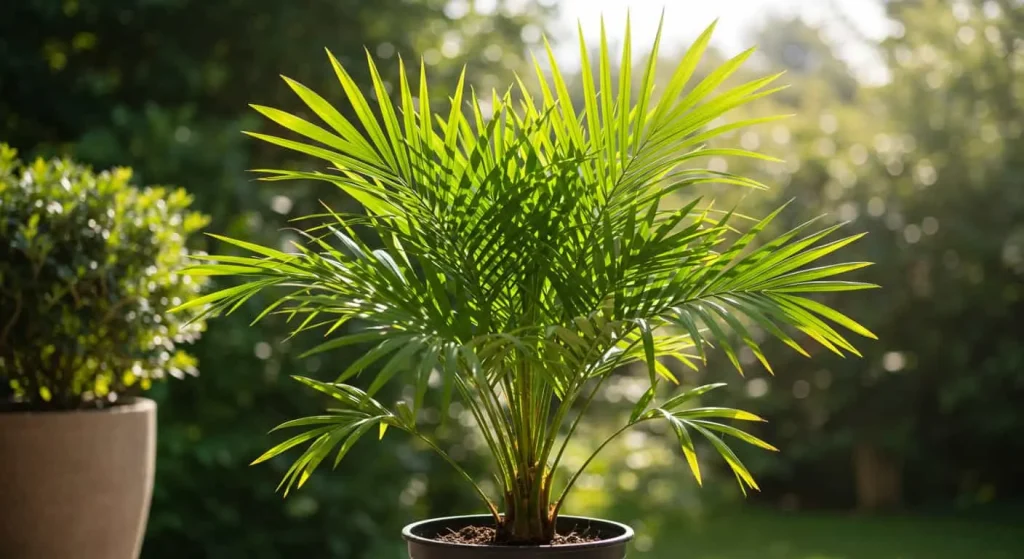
[636,508,1024,559]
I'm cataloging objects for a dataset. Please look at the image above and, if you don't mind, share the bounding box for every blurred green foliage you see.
[0,145,208,408]
[654,0,1024,512]
[1,0,550,557]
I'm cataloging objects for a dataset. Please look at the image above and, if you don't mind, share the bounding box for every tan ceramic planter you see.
[0,398,156,559]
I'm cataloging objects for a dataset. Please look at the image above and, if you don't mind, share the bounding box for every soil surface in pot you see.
[434,525,601,546]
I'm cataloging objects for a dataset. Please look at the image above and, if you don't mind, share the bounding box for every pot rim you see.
[402,514,634,550]
[0,396,156,416]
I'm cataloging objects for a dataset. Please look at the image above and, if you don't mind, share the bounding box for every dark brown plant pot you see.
[0,398,156,559]
[403,515,634,559]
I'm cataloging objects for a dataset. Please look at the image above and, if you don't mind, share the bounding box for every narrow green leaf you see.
[661,383,728,411]
[630,385,657,423]
[326,49,396,169]
[674,407,765,422]
[777,294,878,340]
[251,425,335,465]
[280,75,379,160]
[638,319,658,385]
[689,422,760,492]
[299,331,391,359]
[650,20,718,126]
[333,420,378,468]
[689,420,778,451]
[269,415,358,432]
[694,306,744,374]
[657,409,702,486]
[616,13,632,168]
[669,309,708,363]
[366,340,422,397]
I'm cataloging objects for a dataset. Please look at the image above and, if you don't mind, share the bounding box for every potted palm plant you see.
[182,19,876,558]
[0,145,209,559]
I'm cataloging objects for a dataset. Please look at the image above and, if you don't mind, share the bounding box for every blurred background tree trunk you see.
[853,442,903,510]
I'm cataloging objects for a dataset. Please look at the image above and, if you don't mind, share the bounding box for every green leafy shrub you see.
[0,144,209,409]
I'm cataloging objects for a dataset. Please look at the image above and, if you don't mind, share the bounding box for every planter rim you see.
[0,397,155,417]
[402,514,634,550]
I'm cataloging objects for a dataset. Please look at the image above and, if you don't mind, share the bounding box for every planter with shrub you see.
[0,145,208,559]
[185,19,876,558]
